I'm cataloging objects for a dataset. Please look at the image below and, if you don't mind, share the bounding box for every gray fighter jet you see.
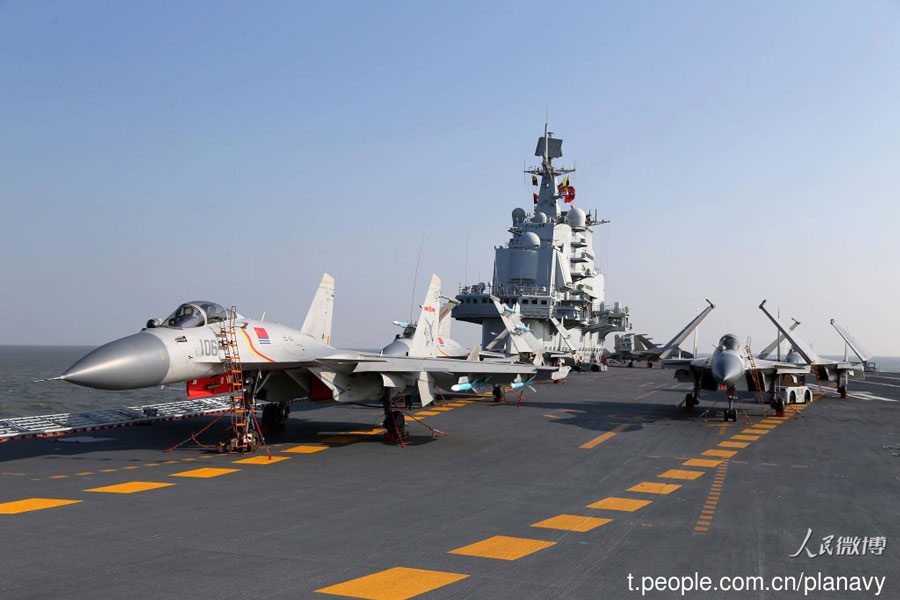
[609,300,716,367]
[759,300,869,398]
[664,329,809,421]
[57,273,556,437]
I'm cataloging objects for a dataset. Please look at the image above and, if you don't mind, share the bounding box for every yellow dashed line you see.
[628,482,681,495]
[587,497,652,512]
[233,456,290,465]
[284,445,329,454]
[719,441,749,448]
[682,458,721,468]
[49,475,68,479]
[742,428,769,435]
[171,468,239,479]
[0,498,82,514]
[659,469,705,481]
[531,514,612,532]
[86,481,175,494]
[316,567,469,599]
[731,434,759,441]
[449,535,556,560]
[703,449,737,459]
[75,472,94,476]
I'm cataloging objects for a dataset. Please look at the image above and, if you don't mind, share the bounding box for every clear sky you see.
[2,0,898,355]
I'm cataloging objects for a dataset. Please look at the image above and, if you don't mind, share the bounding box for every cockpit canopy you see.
[718,334,740,352]
[163,301,229,329]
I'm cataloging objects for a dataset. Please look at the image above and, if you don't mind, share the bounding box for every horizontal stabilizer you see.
[759,300,820,364]
[830,319,870,363]
[757,317,800,360]
[657,299,715,360]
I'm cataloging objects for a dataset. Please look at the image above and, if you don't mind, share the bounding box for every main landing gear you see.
[382,389,407,444]
[261,402,290,433]
[684,392,699,412]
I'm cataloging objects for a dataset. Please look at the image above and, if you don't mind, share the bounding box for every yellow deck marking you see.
[587,497,652,512]
[171,468,239,478]
[719,441,749,448]
[532,514,612,532]
[86,481,175,494]
[122,466,140,470]
[143,464,160,467]
[446,403,466,407]
[580,423,629,449]
[659,469,705,481]
[752,423,778,429]
[49,475,68,479]
[316,566,468,600]
[742,428,768,435]
[284,445,328,454]
[0,498,82,514]
[162,460,178,464]
[731,435,759,441]
[414,411,439,416]
[449,535,555,560]
[99,469,118,473]
[75,472,95,476]
[628,481,681,495]
[431,407,454,412]
[233,456,290,465]
[182,458,198,461]
[682,458,721,468]
[703,449,737,458]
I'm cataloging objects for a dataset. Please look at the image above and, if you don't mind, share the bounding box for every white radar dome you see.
[567,207,586,228]
[520,231,540,248]
[512,207,526,225]
[533,212,548,224]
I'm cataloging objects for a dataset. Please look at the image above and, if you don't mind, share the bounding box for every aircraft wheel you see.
[773,399,785,413]
[731,409,738,422]
[384,411,405,436]
[789,391,796,404]
[804,389,812,403]
[722,410,729,422]
[224,437,237,454]
[838,385,847,399]
[247,431,260,453]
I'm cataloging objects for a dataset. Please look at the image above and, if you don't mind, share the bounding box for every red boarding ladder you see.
[743,346,768,421]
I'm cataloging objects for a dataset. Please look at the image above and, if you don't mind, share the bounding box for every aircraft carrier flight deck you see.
[2,368,897,599]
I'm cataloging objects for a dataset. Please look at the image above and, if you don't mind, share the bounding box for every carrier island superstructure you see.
[452,126,631,364]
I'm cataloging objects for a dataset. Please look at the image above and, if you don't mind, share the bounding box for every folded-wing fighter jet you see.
[57,274,556,437]
[610,300,716,366]
[759,300,869,398]
[663,327,809,421]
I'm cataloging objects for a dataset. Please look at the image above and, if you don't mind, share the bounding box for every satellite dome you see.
[520,232,540,248]
[567,207,586,228]
[512,207,526,225]
[533,211,548,224]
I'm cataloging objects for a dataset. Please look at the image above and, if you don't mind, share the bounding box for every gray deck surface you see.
[1,369,897,599]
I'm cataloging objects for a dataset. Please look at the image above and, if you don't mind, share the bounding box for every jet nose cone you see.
[711,353,744,386]
[62,332,170,390]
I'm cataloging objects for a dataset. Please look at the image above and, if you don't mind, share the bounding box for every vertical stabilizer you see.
[409,274,442,357]
[301,273,335,345]
[438,298,459,340]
